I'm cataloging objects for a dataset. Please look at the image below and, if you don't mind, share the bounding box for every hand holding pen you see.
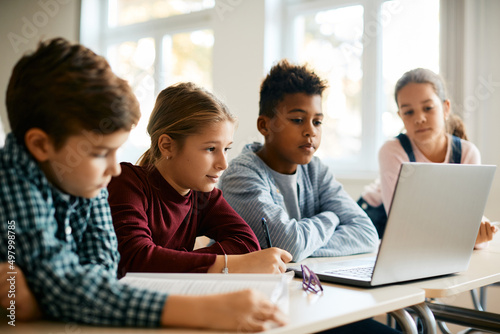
[225,217,289,273]
[220,220,291,273]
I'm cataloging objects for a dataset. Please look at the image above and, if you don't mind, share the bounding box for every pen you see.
[261,218,273,248]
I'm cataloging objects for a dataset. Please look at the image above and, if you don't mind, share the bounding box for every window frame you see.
[81,0,217,163]
[283,0,391,178]
[82,0,214,99]
[80,0,447,179]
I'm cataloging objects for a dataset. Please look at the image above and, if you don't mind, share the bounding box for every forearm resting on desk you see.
[0,263,41,321]
[161,290,287,331]
[475,219,498,249]
[1,262,287,332]
[207,248,293,274]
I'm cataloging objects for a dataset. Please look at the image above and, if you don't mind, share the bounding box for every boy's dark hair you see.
[6,38,140,149]
[259,59,327,117]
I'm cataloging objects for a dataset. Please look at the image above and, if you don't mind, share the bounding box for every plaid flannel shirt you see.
[0,133,167,326]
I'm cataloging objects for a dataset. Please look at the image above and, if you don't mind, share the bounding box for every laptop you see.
[292,162,496,287]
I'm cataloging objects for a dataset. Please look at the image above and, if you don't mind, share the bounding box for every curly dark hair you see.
[259,59,327,117]
[6,37,140,149]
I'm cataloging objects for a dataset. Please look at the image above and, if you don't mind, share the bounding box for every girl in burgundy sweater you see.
[108,82,292,278]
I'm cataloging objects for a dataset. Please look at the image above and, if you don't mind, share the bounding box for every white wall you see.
[212,0,267,160]
[0,0,81,136]
[211,0,284,162]
[462,0,500,221]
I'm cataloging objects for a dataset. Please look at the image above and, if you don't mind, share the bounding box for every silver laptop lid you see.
[371,163,496,286]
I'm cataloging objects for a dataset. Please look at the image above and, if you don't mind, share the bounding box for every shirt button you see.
[65,226,72,235]
[361,202,368,210]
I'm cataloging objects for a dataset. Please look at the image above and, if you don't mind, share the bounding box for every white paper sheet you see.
[120,273,293,313]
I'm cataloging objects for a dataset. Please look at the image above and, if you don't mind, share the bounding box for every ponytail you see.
[137,148,154,166]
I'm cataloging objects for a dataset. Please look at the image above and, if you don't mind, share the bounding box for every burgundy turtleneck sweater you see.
[108,163,260,277]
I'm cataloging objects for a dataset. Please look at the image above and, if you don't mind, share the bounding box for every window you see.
[108,0,215,27]
[81,0,440,174]
[381,0,439,138]
[292,5,364,162]
[82,0,215,163]
[284,0,440,177]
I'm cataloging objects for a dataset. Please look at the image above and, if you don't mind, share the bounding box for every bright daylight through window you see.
[288,0,439,175]
[105,0,215,163]
[89,0,440,175]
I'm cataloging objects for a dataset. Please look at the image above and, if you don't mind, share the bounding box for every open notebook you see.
[292,162,496,287]
[121,272,292,312]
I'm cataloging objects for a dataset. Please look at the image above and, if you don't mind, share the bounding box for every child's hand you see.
[0,263,42,321]
[474,219,498,249]
[229,248,293,274]
[162,289,288,331]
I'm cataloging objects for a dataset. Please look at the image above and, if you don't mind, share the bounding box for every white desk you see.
[266,280,423,334]
[403,235,500,333]
[0,278,425,334]
[294,235,500,300]
[289,235,500,334]
[402,235,500,298]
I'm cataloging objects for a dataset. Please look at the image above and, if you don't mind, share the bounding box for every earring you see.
[166,156,170,160]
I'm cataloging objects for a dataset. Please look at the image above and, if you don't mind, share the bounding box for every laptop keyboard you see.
[324,265,374,279]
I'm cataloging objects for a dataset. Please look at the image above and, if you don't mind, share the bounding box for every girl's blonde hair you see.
[395,68,468,140]
[138,82,236,166]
